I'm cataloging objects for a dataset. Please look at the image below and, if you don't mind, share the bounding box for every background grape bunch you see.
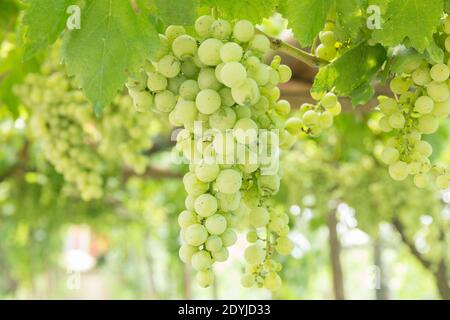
[376,16,450,190]
[15,53,159,201]
[127,16,295,290]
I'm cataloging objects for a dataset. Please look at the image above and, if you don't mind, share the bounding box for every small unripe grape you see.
[196,89,221,114]
[184,223,208,246]
[216,169,242,194]
[212,247,229,262]
[191,250,213,271]
[319,111,333,128]
[172,35,198,59]
[165,25,186,42]
[390,77,410,94]
[414,95,434,114]
[436,175,449,189]
[179,80,200,101]
[233,118,258,144]
[154,90,176,112]
[418,115,439,134]
[319,30,336,46]
[378,96,397,114]
[147,72,167,92]
[315,44,337,61]
[198,38,223,66]
[275,100,291,116]
[430,63,450,82]
[244,244,265,265]
[263,272,282,291]
[205,235,223,252]
[285,117,302,134]
[198,67,222,90]
[328,102,342,116]
[183,172,209,196]
[275,236,293,255]
[433,98,450,118]
[415,140,432,157]
[195,193,218,217]
[381,146,399,165]
[233,20,255,42]
[178,210,197,228]
[412,66,431,86]
[221,62,247,88]
[249,34,270,53]
[388,112,405,129]
[221,229,237,247]
[211,19,232,40]
[195,15,215,38]
[427,81,450,102]
[249,206,270,228]
[389,161,409,181]
[302,110,319,127]
[179,244,197,263]
[196,269,215,288]
[231,78,260,106]
[220,42,243,62]
[130,90,154,112]
[247,230,258,243]
[205,214,227,235]
[277,64,292,83]
[413,174,428,188]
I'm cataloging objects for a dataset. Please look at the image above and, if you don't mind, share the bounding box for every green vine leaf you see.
[279,0,334,47]
[155,0,198,26]
[21,0,71,60]
[62,0,159,111]
[335,0,368,41]
[372,0,444,53]
[312,43,387,105]
[201,0,277,23]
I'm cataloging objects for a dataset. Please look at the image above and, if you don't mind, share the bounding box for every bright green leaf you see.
[335,0,368,41]
[372,0,444,52]
[62,0,159,111]
[202,0,277,23]
[155,0,198,26]
[21,0,71,60]
[279,0,334,47]
[312,43,387,105]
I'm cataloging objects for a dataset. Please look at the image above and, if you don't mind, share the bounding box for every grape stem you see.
[255,28,328,68]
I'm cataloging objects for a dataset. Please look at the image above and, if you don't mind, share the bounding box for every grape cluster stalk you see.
[376,17,450,190]
[127,16,295,290]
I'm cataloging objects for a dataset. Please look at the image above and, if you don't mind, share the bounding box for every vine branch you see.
[255,28,328,68]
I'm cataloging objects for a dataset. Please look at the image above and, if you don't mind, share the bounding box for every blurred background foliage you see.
[0,1,449,299]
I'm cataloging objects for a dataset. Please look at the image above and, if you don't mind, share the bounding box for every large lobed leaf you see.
[372,0,444,53]
[279,0,333,47]
[21,0,71,60]
[62,0,159,113]
[154,0,198,26]
[312,43,387,105]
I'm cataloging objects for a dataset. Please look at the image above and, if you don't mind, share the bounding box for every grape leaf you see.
[372,0,444,52]
[279,0,334,47]
[335,0,368,41]
[62,0,159,111]
[201,0,277,23]
[446,0,450,13]
[155,0,198,26]
[21,0,71,60]
[312,43,387,105]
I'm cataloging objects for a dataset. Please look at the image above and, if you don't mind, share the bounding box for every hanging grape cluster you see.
[15,55,158,200]
[376,17,450,190]
[127,15,294,290]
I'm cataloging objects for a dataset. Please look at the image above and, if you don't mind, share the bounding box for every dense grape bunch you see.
[127,16,294,290]
[15,56,157,200]
[376,17,450,190]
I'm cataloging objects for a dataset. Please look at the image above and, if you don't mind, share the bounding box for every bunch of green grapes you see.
[315,22,339,62]
[127,15,294,290]
[15,56,157,200]
[376,18,450,190]
[16,70,104,201]
[286,91,342,137]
